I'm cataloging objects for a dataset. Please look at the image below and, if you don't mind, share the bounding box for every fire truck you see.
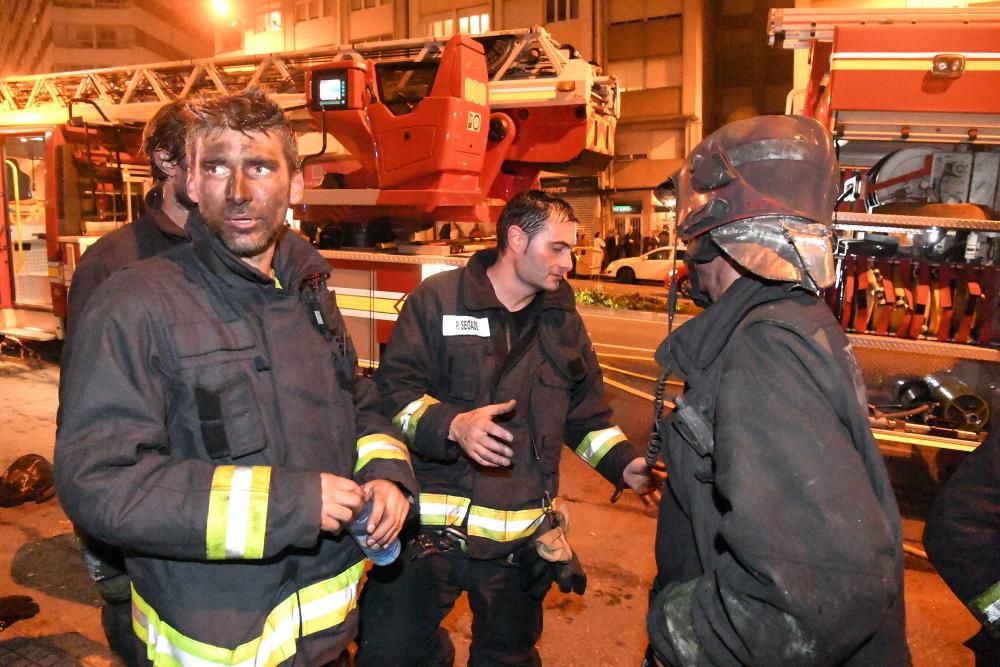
[768,7,1000,455]
[0,28,617,360]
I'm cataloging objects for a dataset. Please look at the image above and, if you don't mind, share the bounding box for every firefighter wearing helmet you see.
[645,115,910,665]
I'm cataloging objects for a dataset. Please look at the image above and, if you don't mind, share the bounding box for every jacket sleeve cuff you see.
[353,434,420,500]
[413,402,463,462]
[593,437,644,486]
[267,468,322,552]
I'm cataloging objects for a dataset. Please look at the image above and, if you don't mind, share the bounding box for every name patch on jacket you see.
[443,315,491,337]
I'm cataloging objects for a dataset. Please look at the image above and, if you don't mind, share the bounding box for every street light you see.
[211,0,232,19]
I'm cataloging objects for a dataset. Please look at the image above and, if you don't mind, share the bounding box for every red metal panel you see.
[830,25,1000,115]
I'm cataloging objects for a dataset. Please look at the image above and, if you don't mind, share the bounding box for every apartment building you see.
[0,0,215,77]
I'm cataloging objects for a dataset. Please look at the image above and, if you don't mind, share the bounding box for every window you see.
[458,9,489,35]
[295,0,320,22]
[607,15,683,92]
[255,2,282,33]
[351,0,387,10]
[296,0,336,21]
[423,6,490,38]
[54,24,128,49]
[545,0,578,23]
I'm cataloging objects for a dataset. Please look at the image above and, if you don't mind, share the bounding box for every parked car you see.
[604,247,686,284]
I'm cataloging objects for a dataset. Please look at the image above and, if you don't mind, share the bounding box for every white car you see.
[604,247,686,283]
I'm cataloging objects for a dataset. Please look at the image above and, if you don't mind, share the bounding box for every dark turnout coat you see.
[924,424,1000,663]
[56,221,416,665]
[649,278,909,666]
[374,249,641,560]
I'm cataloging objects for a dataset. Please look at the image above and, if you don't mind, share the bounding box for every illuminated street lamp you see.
[211,0,231,19]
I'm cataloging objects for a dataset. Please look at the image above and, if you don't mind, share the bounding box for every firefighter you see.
[356,190,662,666]
[55,89,417,666]
[62,98,196,663]
[645,115,910,665]
[66,98,195,330]
[924,424,1000,666]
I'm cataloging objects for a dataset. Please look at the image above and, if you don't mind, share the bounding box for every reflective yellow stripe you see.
[206,466,271,561]
[354,434,411,473]
[575,427,627,468]
[130,560,365,667]
[971,580,1000,623]
[419,493,470,527]
[467,505,546,542]
[831,59,1000,72]
[392,395,440,443]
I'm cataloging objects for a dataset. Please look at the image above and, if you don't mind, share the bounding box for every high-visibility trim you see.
[392,395,440,443]
[970,580,1000,625]
[467,505,546,542]
[355,434,411,472]
[419,493,471,527]
[575,426,627,468]
[130,560,365,667]
[206,466,271,561]
[831,57,1000,72]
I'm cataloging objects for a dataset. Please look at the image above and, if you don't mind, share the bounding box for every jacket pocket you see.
[194,373,267,460]
[534,366,573,473]
[174,319,257,368]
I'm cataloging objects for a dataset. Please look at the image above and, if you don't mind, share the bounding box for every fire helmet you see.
[656,115,840,294]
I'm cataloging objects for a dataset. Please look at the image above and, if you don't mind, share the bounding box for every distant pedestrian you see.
[606,230,620,263]
[592,231,606,272]
[626,228,641,257]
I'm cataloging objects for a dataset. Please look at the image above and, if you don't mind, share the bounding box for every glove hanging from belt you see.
[518,506,587,600]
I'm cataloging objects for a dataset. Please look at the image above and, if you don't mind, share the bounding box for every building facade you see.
[0,0,215,77]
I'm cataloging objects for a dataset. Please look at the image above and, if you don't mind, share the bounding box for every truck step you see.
[0,327,57,342]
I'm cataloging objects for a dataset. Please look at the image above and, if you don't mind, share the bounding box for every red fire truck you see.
[769,7,1000,454]
[0,28,617,360]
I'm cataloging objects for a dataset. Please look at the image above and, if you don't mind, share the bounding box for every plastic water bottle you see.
[349,497,401,566]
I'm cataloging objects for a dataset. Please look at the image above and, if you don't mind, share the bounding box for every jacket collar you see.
[657,277,799,378]
[460,249,575,313]
[189,217,329,293]
[144,185,190,240]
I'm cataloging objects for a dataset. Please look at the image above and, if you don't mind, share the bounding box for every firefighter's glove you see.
[518,525,587,600]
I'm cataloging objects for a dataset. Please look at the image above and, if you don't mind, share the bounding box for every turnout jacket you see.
[375,249,641,560]
[55,220,416,666]
[648,278,909,666]
[66,186,189,333]
[924,422,1000,662]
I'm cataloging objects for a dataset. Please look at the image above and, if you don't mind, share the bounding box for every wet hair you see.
[142,98,190,182]
[496,190,577,253]
[185,87,298,173]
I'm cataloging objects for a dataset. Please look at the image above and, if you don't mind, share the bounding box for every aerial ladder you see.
[0,27,618,347]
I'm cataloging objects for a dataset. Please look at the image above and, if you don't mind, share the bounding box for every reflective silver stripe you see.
[393,395,439,443]
[225,467,254,558]
[419,493,470,527]
[575,426,627,467]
